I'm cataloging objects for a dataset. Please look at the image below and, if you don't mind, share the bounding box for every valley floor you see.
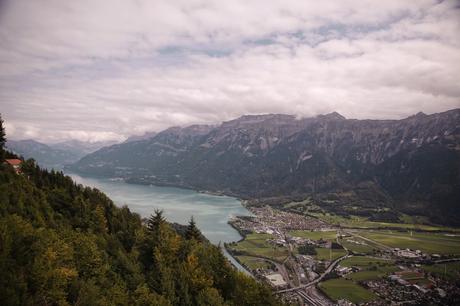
[226,205,460,305]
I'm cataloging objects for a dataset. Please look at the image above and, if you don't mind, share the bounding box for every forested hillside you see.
[0,122,281,305]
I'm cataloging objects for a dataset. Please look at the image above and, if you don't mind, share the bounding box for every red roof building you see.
[4,159,22,173]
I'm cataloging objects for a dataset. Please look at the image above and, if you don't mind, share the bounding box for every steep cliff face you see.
[71,109,460,224]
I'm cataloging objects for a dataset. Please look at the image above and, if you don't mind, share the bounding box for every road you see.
[297,290,326,306]
[277,253,352,293]
[276,233,351,306]
[346,230,392,251]
[264,258,295,288]
[434,257,460,264]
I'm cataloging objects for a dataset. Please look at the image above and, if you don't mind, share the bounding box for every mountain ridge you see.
[7,139,117,169]
[70,108,460,225]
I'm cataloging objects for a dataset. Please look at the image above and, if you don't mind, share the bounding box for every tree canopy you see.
[0,114,6,161]
[0,126,282,305]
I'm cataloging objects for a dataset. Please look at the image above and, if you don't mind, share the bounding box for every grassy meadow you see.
[235,255,272,271]
[289,230,338,241]
[319,278,377,304]
[359,231,460,255]
[315,248,347,261]
[227,233,289,262]
[309,212,458,232]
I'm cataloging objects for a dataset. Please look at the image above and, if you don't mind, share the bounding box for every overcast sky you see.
[1,0,459,143]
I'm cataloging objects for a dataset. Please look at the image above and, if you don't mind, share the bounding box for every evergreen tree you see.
[185,216,202,241]
[0,113,5,161]
[0,118,283,306]
[146,209,165,233]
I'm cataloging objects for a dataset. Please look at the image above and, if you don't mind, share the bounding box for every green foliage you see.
[319,278,377,304]
[0,150,282,305]
[0,114,5,161]
[227,233,289,262]
[185,216,202,241]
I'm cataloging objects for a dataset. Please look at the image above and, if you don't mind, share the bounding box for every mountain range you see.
[7,139,116,169]
[67,109,459,225]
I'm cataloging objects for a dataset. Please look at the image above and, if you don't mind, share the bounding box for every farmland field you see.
[340,256,393,268]
[227,233,289,262]
[422,262,460,280]
[235,255,272,271]
[319,278,377,304]
[358,231,460,254]
[315,248,347,261]
[289,230,337,241]
[347,266,399,281]
[309,212,458,232]
[340,256,398,281]
[339,237,378,254]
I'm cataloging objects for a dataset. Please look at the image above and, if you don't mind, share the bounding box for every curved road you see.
[277,253,352,293]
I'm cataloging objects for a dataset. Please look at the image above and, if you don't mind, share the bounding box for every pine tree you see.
[0,114,6,161]
[185,216,202,241]
[147,209,165,233]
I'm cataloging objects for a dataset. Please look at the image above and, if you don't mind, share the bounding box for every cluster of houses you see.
[393,248,424,259]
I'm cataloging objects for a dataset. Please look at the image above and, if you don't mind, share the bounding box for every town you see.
[226,205,460,305]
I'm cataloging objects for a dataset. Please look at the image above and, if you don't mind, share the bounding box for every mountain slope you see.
[70,109,460,225]
[124,131,158,143]
[7,139,82,169]
[51,139,118,156]
[0,153,281,305]
[6,139,116,170]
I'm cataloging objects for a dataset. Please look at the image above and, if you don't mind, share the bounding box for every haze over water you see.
[69,173,252,245]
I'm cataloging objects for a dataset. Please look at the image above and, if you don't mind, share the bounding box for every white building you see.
[265,273,288,289]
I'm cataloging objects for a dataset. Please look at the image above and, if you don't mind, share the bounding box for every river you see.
[68,173,252,274]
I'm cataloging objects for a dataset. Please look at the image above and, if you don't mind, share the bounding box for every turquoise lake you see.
[68,173,252,272]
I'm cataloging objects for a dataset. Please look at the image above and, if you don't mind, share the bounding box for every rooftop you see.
[265,273,287,287]
[5,159,22,166]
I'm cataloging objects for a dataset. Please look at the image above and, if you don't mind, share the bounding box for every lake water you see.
[68,174,252,273]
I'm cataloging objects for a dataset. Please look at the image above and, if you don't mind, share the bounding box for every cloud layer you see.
[1,0,459,142]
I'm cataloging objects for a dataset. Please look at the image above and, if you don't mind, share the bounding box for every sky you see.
[1,0,459,143]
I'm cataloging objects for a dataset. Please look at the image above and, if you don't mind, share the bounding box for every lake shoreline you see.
[66,172,253,275]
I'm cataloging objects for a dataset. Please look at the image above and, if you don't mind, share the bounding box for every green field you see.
[339,237,377,254]
[310,212,458,232]
[289,230,338,241]
[235,256,272,271]
[340,256,393,268]
[227,233,289,262]
[394,271,431,287]
[422,262,460,280]
[319,278,377,304]
[347,266,398,281]
[340,256,398,281]
[315,248,347,261]
[359,231,460,255]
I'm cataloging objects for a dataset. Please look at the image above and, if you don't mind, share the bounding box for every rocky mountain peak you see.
[70,108,460,225]
[316,111,346,120]
[221,114,296,128]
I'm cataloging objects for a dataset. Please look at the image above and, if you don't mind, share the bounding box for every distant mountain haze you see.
[124,131,158,143]
[7,139,117,169]
[67,108,459,225]
[51,139,119,155]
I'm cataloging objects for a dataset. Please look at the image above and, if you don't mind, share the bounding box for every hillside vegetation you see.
[0,152,281,304]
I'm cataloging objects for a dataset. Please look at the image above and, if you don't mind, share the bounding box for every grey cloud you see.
[0,0,459,142]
